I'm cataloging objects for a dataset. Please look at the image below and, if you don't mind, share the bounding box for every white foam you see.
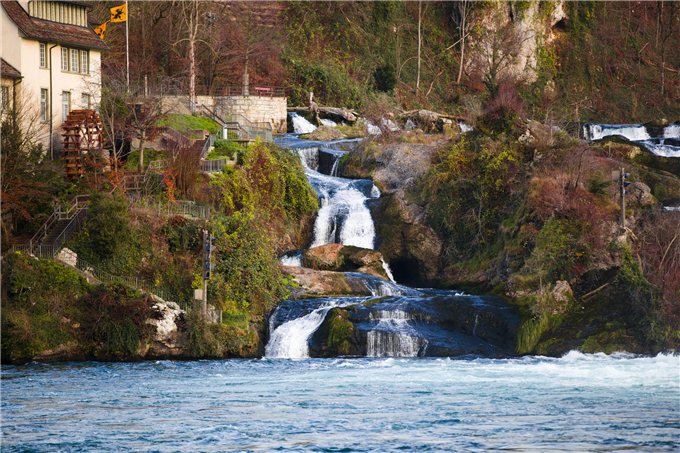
[280,253,302,267]
[290,113,317,134]
[458,122,473,133]
[381,258,396,283]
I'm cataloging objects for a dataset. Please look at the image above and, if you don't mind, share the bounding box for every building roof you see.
[1,58,22,80]
[2,1,108,51]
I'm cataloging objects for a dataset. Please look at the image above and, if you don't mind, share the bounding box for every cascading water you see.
[265,134,520,359]
[280,251,302,267]
[583,123,680,158]
[366,309,427,357]
[292,143,380,249]
[265,300,340,358]
[289,112,317,134]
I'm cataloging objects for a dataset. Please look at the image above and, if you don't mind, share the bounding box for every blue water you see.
[2,352,679,452]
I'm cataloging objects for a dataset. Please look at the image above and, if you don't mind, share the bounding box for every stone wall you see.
[162,95,288,133]
[215,96,287,133]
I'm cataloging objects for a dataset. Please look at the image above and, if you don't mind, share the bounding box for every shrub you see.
[1,252,92,362]
[78,284,153,358]
[72,192,142,273]
[374,64,397,92]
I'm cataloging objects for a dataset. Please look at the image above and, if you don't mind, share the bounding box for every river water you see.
[2,353,678,451]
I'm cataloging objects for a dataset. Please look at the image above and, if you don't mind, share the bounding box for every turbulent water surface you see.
[2,353,678,451]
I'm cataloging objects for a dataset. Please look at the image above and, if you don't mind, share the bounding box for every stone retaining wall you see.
[162,95,287,133]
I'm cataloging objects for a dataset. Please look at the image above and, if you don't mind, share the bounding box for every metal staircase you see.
[13,195,90,258]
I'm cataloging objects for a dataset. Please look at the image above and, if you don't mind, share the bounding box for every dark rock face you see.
[307,290,520,358]
[373,194,442,286]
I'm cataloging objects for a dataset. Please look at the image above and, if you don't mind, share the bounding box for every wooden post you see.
[619,166,626,234]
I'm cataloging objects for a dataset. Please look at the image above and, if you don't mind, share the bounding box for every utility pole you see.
[619,167,630,234]
[202,228,214,319]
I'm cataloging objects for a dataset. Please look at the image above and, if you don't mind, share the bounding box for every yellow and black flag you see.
[110,3,127,23]
[94,21,107,40]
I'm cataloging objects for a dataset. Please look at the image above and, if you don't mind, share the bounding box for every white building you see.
[1,0,107,155]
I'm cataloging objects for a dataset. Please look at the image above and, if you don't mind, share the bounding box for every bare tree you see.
[173,0,205,111]
[474,10,528,96]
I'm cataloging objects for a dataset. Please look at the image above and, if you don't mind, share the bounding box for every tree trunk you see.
[416,1,422,93]
[456,1,467,85]
[138,133,146,173]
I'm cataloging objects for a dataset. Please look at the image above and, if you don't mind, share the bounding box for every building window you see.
[61,47,69,71]
[1,86,10,113]
[40,89,48,122]
[80,50,88,74]
[81,93,91,109]
[62,91,71,121]
[40,43,47,68]
[70,49,79,73]
[60,47,89,73]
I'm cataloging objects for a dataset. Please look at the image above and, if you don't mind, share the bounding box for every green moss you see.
[326,308,354,355]
[158,114,221,136]
[517,311,564,355]
[579,329,638,354]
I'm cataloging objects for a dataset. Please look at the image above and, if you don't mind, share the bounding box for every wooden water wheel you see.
[62,109,104,179]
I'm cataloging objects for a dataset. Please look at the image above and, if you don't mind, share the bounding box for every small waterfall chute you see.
[266,302,338,358]
[381,258,396,283]
[366,309,427,357]
[290,112,317,134]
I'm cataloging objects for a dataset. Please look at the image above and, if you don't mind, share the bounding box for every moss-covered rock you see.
[326,308,355,355]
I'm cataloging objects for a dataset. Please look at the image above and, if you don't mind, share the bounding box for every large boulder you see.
[302,244,390,280]
[281,266,375,298]
[143,301,186,358]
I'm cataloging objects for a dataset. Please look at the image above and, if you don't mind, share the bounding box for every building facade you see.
[1,0,107,154]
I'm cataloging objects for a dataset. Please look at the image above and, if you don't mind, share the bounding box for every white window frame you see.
[62,91,71,122]
[39,43,47,69]
[61,47,69,71]
[70,49,79,73]
[40,88,48,122]
[79,50,89,74]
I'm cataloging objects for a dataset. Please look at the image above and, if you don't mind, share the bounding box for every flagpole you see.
[125,0,129,93]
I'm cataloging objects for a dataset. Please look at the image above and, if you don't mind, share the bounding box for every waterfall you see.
[320,118,337,127]
[290,112,317,134]
[583,124,652,142]
[268,134,520,359]
[381,258,396,283]
[459,122,473,133]
[330,157,341,177]
[280,252,302,267]
[296,147,319,170]
[266,301,340,358]
[664,124,680,139]
[366,310,427,357]
[582,123,680,158]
